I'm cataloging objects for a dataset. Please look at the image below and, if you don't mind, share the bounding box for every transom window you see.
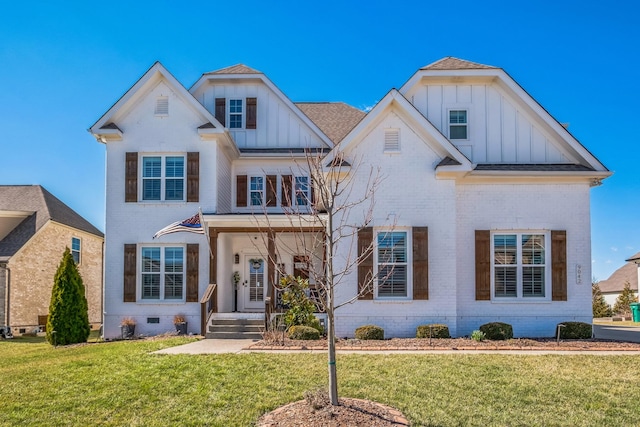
[250,176,264,206]
[141,247,184,300]
[295,176,309,206]
[142,156,184,201]
[376,231,408,298]
[71,237,81,264]
[229,99,243,129]
[449,110,468,140]
[493,233,548,299]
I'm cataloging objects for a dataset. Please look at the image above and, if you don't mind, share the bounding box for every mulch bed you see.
[251,337,640,351]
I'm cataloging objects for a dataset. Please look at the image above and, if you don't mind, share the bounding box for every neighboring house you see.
[0,185,103,334]
[598,253,640,307]
[91,58,610,339]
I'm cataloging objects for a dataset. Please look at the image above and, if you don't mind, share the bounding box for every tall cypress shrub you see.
[46,248,90,345]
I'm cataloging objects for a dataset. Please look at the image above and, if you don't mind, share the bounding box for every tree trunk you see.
[327,309,338,405]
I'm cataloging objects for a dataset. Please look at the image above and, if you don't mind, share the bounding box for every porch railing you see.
[200,283,217,336]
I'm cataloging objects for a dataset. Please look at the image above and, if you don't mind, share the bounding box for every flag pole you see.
[198,208,214,261]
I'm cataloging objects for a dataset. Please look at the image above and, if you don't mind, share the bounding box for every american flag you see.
[153,212,205,239]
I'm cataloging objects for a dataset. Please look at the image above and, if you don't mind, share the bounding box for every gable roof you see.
[421,57,496,70]
[205,64,262,75]
[598,261,638,293]
[0,186,103,259]
[295,102,366,144]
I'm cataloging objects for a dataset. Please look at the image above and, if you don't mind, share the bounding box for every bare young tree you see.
[251,147,391,406]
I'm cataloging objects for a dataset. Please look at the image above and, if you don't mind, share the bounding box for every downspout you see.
[101,240,105,335]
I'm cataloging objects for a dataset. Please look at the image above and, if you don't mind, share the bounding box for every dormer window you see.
[229,99,243,128]
[155,96,169,115]
[449,110,467,139]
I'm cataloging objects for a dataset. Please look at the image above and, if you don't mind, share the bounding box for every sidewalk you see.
[154,339,640,355]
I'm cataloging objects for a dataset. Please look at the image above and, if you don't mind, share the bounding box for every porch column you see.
[209,228,218,313]
[267,230,276,313]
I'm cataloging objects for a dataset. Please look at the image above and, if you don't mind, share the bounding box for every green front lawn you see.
[1,337,639,426]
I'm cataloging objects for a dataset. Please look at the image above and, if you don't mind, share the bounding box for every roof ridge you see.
[206,64,262,75]
[422,56,497,70]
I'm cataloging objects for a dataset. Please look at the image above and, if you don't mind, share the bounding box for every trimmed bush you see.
[557,321,592,339]
[416,324,450,339]
[354,325,384,340]
[479,322,513,340]
[288,325,320,340]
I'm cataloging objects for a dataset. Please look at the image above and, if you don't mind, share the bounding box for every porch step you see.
[206,318,263,340]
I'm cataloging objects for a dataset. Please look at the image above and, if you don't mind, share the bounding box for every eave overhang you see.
[202,213,327,230]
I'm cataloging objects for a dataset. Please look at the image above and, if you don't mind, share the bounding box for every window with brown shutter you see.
[475,230,491,300]
[186,244,199,302]
[215,98,226,127]
[281,175,292,207]
[236,175,247,207]
[413,227,429,300]
[246,97,257,129]
[357,227,374,300]
[187,152,199,203]
[551,230,567,301]
[266,175,277,207]
[125,153,138,202]
[123,244,137,302]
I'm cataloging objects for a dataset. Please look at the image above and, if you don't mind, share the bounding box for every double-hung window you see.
[229,99,243,129]
[376,231,408,298]
[449,110,468,139]
[250,176,264,206]
[141,246,184,300]
[142,156,184,201]
[295,176,309,206]
[493,233,547,299]
[71,237,81,264]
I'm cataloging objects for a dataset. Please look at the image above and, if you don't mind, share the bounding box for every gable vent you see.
[155,97,169,115]
[384,129,400,152]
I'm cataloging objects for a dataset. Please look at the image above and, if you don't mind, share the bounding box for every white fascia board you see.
[458,170,611,185]
[190,72,334,149]
[202,213,327,229]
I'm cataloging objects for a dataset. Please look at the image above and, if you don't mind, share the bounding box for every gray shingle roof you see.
[295,102,366,144]
[0,185,103,258]
[598,262,638,293]
[422,57,496,70]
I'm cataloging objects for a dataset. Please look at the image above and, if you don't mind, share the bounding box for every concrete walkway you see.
[153,339,640,356]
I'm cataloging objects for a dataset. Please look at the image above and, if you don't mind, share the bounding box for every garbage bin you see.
[630,303,640,323]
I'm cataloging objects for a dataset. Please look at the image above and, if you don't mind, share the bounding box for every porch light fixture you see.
[234,253,239,264]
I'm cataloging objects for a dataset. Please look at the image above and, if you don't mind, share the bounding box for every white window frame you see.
[448,109,468,140]
[141,155,185,202]
[374,229,412,300]
[490,231,551,301]
[140,245,185,302]
[71,237,81,264]
[249,176,264,206]
[229,99,243,129]
[294,176,310,206]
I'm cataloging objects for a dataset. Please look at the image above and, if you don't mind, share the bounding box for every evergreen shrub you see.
[416,324,450,339]
[288,325,321,340]
[557,322,592,339]
[354,325,384,340]
[479,322,513,340]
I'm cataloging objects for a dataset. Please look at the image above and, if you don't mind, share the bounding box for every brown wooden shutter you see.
[475,230,491,300]
[551,230,567,301]
[413,227,429,300]
[215,98,226,127]
[187,152,199,202]
[281,175,292,207]
[266,175,277,207]
[246,97,257,129]
[125,152,138,203]
[236,175,247,207]
[123,244,137,302]
[358,227,374,300]
[186,244,199,302]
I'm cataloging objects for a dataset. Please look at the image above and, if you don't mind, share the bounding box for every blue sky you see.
[0,1,638,281]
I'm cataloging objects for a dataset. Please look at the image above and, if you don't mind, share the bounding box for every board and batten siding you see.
[408,83,568,164]
[193,83,326,150]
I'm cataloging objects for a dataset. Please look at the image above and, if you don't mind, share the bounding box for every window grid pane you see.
[377,232,407,297]
[493,233,547,299]
[250,177,263,206]
[295,176,309,206]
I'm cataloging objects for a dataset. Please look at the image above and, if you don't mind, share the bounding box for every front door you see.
[244,256,266,310]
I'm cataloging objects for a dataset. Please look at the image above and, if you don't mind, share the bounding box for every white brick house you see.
[91,58,610,339]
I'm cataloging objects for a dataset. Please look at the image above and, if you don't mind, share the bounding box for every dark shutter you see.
[125,152,138,203]
[266,175,277,207]
[246,97,257,129]
[281,175,292,207]
[186,244,199,302]
[236,175,247,207]
[215,98,226,127]
[187,152,199,202]
[413,227,429,300]
[123,244,137,302]
[551,230,567,301]
[358,227,374,300]
[475,230,491,300]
